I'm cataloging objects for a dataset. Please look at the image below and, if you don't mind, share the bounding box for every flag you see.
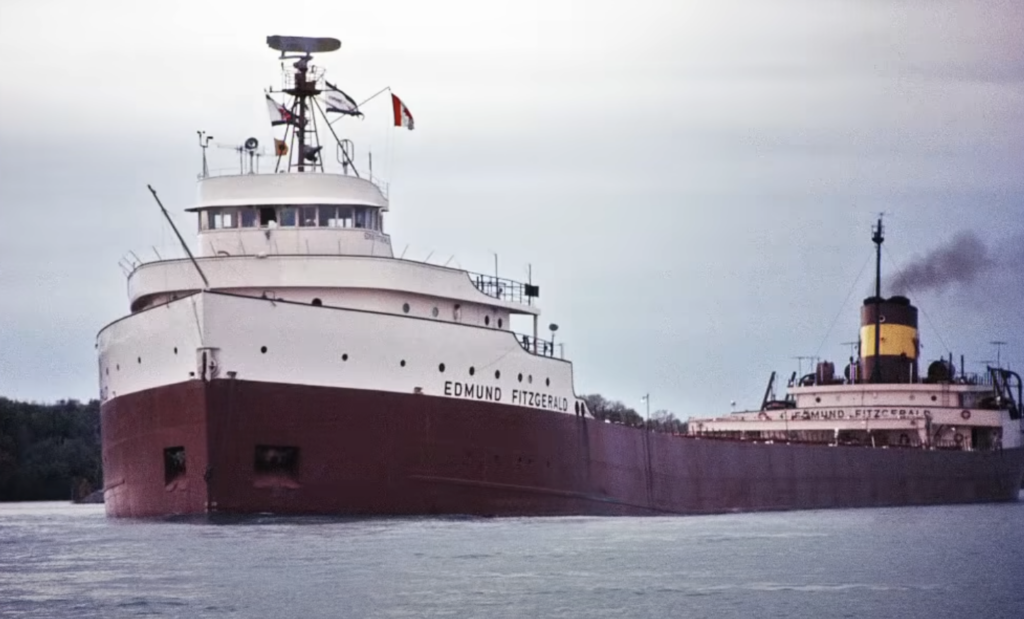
[274,138,288,157]
[265,94,303,127]
[324,81,362,116]
[391,93,414,130]
[302,144,323,163]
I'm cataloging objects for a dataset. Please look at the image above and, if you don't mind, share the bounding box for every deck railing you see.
[512,332,562,358]
[467,272,538,306]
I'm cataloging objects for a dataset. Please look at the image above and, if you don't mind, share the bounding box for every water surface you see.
[1,498,1021,618]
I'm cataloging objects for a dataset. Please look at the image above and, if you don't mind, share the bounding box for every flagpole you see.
[329,86,391,126]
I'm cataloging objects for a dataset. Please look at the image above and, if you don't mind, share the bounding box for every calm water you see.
[0,498,1021,618]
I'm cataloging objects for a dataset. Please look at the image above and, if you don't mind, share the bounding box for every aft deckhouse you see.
[687,218,1022,455]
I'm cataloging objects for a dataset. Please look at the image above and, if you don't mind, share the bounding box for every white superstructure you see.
[97,35,588,418]
[687,381,1023,451]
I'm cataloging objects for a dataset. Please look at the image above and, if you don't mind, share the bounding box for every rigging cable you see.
[812,251,873,360]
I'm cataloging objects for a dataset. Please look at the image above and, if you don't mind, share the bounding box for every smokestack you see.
[859,295,919,384]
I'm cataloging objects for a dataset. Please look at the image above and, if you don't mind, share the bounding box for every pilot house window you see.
[300,206,318,226]
[338,207,354,228]
[200,205,382,231]
[319,205,338,227]
[207,210,235,229]
[279,207,297,226]
[240,208,258,227]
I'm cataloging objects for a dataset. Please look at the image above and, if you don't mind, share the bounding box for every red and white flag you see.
[265,94,303,127]
[391,93,414,130]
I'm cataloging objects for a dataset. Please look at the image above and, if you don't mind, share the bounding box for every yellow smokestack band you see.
[860,324,917,358]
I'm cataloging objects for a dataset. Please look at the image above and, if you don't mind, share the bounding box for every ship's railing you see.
[512,332,563,359]
[679,431,1002,452]
[197,165,385,185]
[958,371,995,386]
[791,369,998,388]
[467,272,537,306]
[281,64,326,91]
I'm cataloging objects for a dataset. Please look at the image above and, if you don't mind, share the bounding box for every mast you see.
[266,35,341,173]
[871,216,884,383]
[291,54,312,172]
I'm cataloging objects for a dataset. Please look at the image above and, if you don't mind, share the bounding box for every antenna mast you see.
[266,35,341,174]
[197,131,213,178]
[871,215,884,383]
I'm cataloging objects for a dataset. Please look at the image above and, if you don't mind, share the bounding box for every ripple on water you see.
[0,499,1022,619]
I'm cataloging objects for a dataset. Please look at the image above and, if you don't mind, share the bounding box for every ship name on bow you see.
[777,407,932,421]
[443,380,569,412]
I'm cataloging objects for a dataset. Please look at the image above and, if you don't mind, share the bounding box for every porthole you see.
[400,359,406,367]
[484,315,490,326]
[105,368,109,376]
[528,375,533,384]
[517,373,523,382]
[173,347,178,355]
[931,395,937,402]
[909,394,915,401]
[815,397,821,403]
[260,346,267,354]
[116,364,120,371]
[402,303,410,314]
[498,318,503,328]
[312,298,323,306]
[342,353,349,361]
[439,363,446,373]
[495,370,501,379]
[431,307,439,318]
[137,357,142,364]
[545,378,550,387]
[469,367,475,376]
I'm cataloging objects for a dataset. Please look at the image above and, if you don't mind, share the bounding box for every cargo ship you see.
[96,35,1024,518]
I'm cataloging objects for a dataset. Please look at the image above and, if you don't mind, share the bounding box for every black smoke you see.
[887,231,996,296]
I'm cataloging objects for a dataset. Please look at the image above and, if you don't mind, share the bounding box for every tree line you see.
[580,394,686,434]
[0,397,102,502]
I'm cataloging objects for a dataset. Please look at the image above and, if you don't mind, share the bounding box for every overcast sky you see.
[1,0,1021,415]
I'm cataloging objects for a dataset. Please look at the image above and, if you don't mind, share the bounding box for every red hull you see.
[101,380,1024,518]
